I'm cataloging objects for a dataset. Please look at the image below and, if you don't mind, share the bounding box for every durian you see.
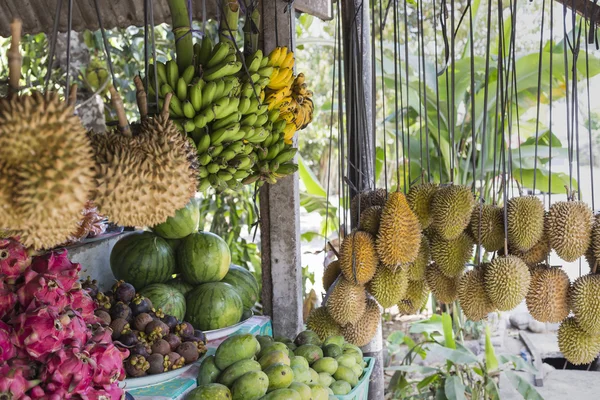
[326,276,367,326]
[350,189,387,226]
[430,185,475,240]
[425,263,459,304]
[323,260,341,291]
[407,235,431,281]
[366,266,408,308]
[547,201,593,262]
[90,88,197,227]
[341,298,381,347]
[558,317,600,365]
[525,265,570,323]
[591,215,600,265]
[429,232,474,277]
[469,203,504,252]
[458,267,495,321]
[509,229,551,267]
[506,196,545,252]
[397,279,429,315]
[407,183,438,229]
[339,231,378,284]
[570,274,600,335]
[359,206,382,236]
[484,255,530,311]
[306,306,341,340]
[376,191,421,266]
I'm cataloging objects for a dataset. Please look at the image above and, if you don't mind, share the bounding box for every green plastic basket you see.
[336,357,375,400]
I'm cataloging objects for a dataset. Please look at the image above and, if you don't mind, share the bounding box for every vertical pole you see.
[340,1,382,399]
[258,0,304,339]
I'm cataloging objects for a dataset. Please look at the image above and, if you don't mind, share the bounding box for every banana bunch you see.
[266,47,295,91]
[242,140,299,186]
[85,58,111,95]
[290,73,314,131]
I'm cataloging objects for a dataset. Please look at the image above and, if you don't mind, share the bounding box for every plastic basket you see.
[336,357,375,400]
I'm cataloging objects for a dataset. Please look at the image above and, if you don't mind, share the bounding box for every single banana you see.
[233,170,250,180]
[267,47,282,67]
[215,97,240,120]
[182,65,195,84]
[160,83,174,97]
[198,37,214,66]
[183,101,196,119]
[166,59,179,88]
[210,123,241,145]
[253,113,269,128]
[196,133,211,154]
[206,163,221,174]
[238,97,251,114]
[198,178,211,192]
[198,153,212,166]
[201,81,218,109]
[204,61,243,81]
[198,166,209,178]
[273,148,298,165]
[280,51,295,70]
[258,66,274,78]
[169,95,184,117]
[184,119,196,132]
[211,96,232,119]
[241,113,258,126]
[176,77,188,101]
[246,50,263,72]
[156,62,168,84]
[206,41,231,68]
[189,83,203,111]
[213,112,242,130]
[210,145,224,157]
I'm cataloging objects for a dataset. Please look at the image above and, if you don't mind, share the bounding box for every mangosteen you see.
[104,290,115,304]
[151,339,171,356]
[109,318,130,340]
[131,343,151,359]
[192,330,207,344]
[110,302,133,322]
[81,277,99,298]
[175,322,194,337]
[95,292,112,311]
[147,353,166,375]
[148,308,165,319]
[119,331,139,347]
[167,352,186,370]
[94,310,111,326]
[114,281,136,303]
[161,315,179,331]
[164,334,182,352]
[145,319,170,337]
[176,342,199,363]
[130,295,153,316]
[134,313,154,332]
[124,355,149,377]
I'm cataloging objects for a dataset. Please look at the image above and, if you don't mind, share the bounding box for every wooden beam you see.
[295,0,333,20]
[554,0,600,26]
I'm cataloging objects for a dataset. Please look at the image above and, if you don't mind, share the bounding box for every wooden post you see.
[258,0,304,339]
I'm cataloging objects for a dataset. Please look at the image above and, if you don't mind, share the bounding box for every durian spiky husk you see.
[323,260,341,291]
[341,298,381,347]
[376,192,422,266]
[547,201,593,262]
[558,317,600,366]
[506,196,545,252]
[366,266,408,309]
[326,276,367,326]
[430,185,475,240]
[359,206,382,236]
[350,189,387,226]
[509,227,551,267]
[570,274,600,335]
[458,266,495,321]
[0,92,95,249]
[306,306,341,341]
[407,235,431,281]
[525,264,570,323]
[339,231,378,284]
[484,255,530,311]
[407,183,438,230]
[397,279,429,315]
[591,215,600,265]
[469,203,504,252]
[89,113,197,227]
[425,263,459,304]
[429,231,474,278]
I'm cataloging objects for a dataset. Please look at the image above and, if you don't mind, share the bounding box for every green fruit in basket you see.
[294,330,322,347]
[139,283,186,321]
[178,232,231,284]
[152,199,200,239]
[292,366,311,384]
[351,363,363,379]
[294,345,323,365]
[290,356,309,371]
[215,333,260,370]
[165,277,194,296]
[335,354,356,368]
[323,335,345,348]
[308,368,320,385]
[110,232,176,290]
[309,384,329,400]
[256,335,274,351]
[221,264,260,309]
[261,389,302,400]
[265,363,294,392]
[197,355,221,385]
[311,358,338,375]
[289,382,312,400]
[317,372,334,387]
[330,380,352,395]
[259,342,290,359]
[333,366,358,388]
[186,383,231,400]
[218,359,262,387]
[259,350,291,370]
[342,344,364,365]
[322,344,342,359]
[186,282,243,331]
[286,342,297,353]
[231,370,269,400]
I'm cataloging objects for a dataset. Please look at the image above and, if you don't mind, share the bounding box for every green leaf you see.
[442,313,456,350]
[504,371,544,400]
[515,168,578,194]
[444,375,467,400]
[485,325,499,372]
[387,331,406,345]
[417,374,440,391]
[429,344,480,365]
[386,365,439,374]
[301,231,324,242]
[298,155,326,197]
[499,354,538,374]
[409,314,444,336]
[485,379,501,400]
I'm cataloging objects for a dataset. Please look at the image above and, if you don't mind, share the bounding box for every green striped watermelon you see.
[178,232,231,284]
[110,232,175,290]
[139,283,186,321]
[165,277,195,296]
[152,199,200,239]
[221,264,259,309]
[185,282,243,330]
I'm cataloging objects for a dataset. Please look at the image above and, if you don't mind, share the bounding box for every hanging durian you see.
[322,260,341,291]
[526,265,570,323]
[359,206,382,236]
[458,266,495,321]
[508,226,551,267]
[506,196,545,252]
[407,235,431,281]
[429,231,474,278]
[547,200,593,262]
[425,263,459,304]
[350,188,387,227]
[469,203,504,252]
[430,184,475,240]
[484,255,530,311]
[558,317,600,366]
[570,274,600,335]
[326,276,367,326]
[407,182,438,229]
[397,279,429,315]
[341,298,381,347]
[366,266,408,309]
[591,214,600,265]
[339,231,378,284]
[306,306,341,341]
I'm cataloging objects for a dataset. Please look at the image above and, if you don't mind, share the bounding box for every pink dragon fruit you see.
[31,250,81,277]
[78,384,125,400]
[11,306,70,362]
[89,326,114,345]
[0,279,18,321]
[0,364,40,399]
[0,320,16,363]
[28,384,73,400]
[41,346,95,393]
[0,237,31,283]
[69,289,97,323]
[17,271,72,311]
[87,343,129,386]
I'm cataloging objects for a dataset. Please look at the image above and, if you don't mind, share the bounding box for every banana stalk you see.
[167,0,194,72]
[244,7,261,56]
[219,0,240,46]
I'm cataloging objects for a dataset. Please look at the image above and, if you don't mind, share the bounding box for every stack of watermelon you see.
[110,198,260,332]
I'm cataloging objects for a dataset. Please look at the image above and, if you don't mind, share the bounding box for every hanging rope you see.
[401,0,410,191]
[44,0,63,91]
[419,0,431,182]
[562,2,573,196]
[394,1,401,191]
[65,0,73,96]
[449,0,456,184]
[378,0,389,192]
[584,12,596,211]
[533,0,547,194]
[93,0,117,90]
[468,0,476,191]
[549,0,554,206]
[432,0,444,182]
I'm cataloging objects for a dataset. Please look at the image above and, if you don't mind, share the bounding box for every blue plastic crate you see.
[336,357,375,400]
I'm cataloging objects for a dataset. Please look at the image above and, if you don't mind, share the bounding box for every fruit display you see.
[191,330,370,399]
[0,238,128,399]
[93,280,208,378]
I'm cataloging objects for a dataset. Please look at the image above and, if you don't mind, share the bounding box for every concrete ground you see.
[499,370,600,400]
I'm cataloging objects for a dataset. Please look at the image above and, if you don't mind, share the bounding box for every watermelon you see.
[166,277,195,296]
[185,282,243,330]
[221,264,259,309]
[110,232,175,290]
[178,232,231,284]
[139,283,187,321]
[152,199,200,239]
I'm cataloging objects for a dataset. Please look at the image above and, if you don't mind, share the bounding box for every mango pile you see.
[187,330,368,400]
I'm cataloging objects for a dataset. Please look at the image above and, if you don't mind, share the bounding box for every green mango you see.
[308,368,320,385]
[322,335,345,348]
[186,383,231,399]
[318,372,334,387]
[215,334,260,370]
[231,370,269,400]
[294,330,322,346]
[330,380,352,395]
[265,363,294,392]
[311,357,338,375]
[256,335,274,350]
[286,342,297,352]
[308,384,329,400]
[333,365,358,388]
[292,366,311,384]
[260,388,302,400]
[259,342,290,359]
[288,382,312,400]
[342,344,363,364]
[351,363,364,379]
[294,344,323,364]
[259,350,291,369]
[322,344,342,359]
[218,359,261,387]
[290,356,309,371]
[197,355,221,385]
[335,354,357,368]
